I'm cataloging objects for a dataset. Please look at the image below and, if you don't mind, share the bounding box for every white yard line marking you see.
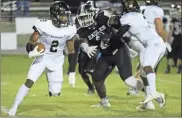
[1,82,9,85]
[1,106,9,114]
[157,78,181,85]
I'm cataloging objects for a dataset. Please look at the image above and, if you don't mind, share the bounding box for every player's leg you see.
[46,67,63,97]
[176,47,182,74]
[78,51,94,93]
[91,55,114,107]
[8,59,45,116]
[115,45,144,91]
[85,50,100,74]
[68,39,80,87]
[165,50,173,73]
[141,42,166,104]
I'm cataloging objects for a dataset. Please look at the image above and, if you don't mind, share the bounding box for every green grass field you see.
[1,55,181,117]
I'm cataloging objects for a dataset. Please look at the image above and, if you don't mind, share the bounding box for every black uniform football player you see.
[76,1,144,107]
[75,1,101,94]
[170,5,182,74]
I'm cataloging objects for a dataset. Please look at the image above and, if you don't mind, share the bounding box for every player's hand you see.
[28,46,45,58]
[86,46,98,58]
[165,42,172,52]
[129,48,138,58]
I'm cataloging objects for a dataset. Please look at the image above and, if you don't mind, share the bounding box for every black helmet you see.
[145,0,162,6]
[76,1,99,28]
[50,1,71,27]
[122,0,140,14]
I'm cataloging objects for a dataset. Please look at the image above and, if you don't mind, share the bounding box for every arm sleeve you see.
[32,19,42,35]
[112,25,130,40]
[95,10,111,26]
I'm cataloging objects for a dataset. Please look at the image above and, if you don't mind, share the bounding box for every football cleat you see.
[140,92,161,105]
[136,101,155,111]
[88,88,95,94]
[127,87,139,96]
[8,107,18,116]
[91,98,111,108]
[155,93,166,108]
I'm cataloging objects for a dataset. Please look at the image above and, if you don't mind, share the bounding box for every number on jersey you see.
[50,40,59,52]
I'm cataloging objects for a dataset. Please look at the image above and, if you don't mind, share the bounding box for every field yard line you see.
[1,82,9,85]
[1,106,9,114]
[158,78,181,85]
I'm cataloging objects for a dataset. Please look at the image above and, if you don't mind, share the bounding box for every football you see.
[33,42,45,53]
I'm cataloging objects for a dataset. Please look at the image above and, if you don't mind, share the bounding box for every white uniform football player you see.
[8,1,77,116]
[118,0,166,110]
[127,0,167,108]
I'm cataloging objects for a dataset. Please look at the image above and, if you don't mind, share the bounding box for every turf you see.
[1,55,181,117]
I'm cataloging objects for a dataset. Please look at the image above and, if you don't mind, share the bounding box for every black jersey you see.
[172,18,182,40]
[77,10,124,55]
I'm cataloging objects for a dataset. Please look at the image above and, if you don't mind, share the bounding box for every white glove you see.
[85,46,98,58]
[165,42,172,52]
[28,46,45,58]
[129,48,138,58]
[69,72,76,88]
[81,43,97,58]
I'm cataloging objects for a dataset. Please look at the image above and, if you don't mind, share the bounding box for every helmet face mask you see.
[50,1,71,28]
[76,1,99,28]
[76,10,95,28]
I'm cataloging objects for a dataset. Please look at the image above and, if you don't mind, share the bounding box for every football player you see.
[128,0,168,106]
[170,5,182,73]
[8,1,77,116]
[118,0,166,110]
[76,1,144,107]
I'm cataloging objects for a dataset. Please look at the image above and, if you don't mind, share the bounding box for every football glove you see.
[28,46,45,58]
[85,46,98,58]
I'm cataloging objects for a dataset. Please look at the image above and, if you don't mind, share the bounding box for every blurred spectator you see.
[16,0,30,16]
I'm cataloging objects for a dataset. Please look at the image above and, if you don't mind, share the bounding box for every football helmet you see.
[50,1,71,27]
[169,4,181,19]
[76,1,99,28]
[121,0,140,14]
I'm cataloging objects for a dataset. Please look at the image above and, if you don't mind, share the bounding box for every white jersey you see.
[34,19,77,70]
[142,5,164,29]
[120,12,163,47]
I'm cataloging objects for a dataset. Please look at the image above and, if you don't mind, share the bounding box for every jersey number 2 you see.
[50,40,59,52]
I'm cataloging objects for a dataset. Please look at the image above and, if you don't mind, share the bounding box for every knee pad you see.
[49,91,60,97]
